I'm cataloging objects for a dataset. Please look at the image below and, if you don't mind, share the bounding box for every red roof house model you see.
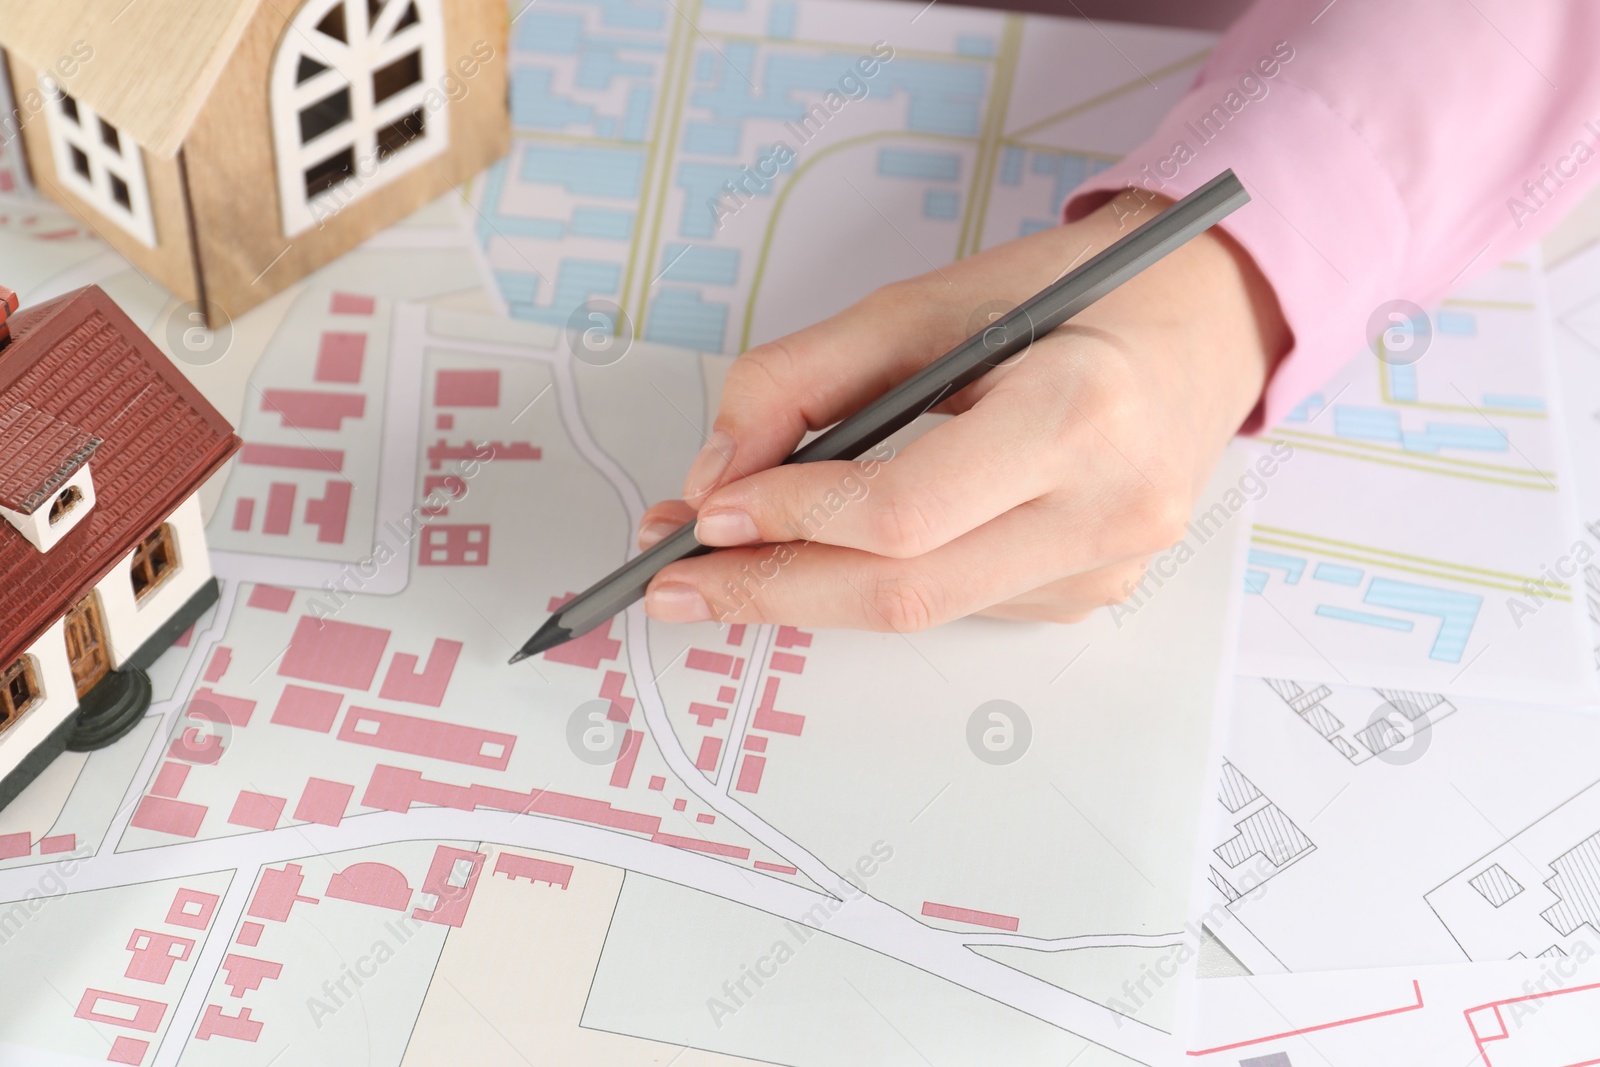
[1,283,240,814]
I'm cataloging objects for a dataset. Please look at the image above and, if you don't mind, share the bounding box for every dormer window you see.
[49,485,84,525]
[0,403,100,552]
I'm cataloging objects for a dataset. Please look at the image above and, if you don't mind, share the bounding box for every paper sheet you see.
[1187,953,1600,1066]
[1236,256,1596,704]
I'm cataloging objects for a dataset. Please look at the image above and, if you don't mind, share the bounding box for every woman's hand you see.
[636,189,1290,630]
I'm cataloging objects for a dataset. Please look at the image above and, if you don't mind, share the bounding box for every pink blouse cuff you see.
[1063,78,1409,432]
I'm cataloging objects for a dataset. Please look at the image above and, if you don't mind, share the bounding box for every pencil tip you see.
[509,615,574,664]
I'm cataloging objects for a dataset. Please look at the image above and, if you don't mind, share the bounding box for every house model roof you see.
[0,286,240,667]
[0,403,100,513]
[0,0,264,158]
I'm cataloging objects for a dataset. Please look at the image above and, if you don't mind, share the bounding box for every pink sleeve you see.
[1064,0,1600,430]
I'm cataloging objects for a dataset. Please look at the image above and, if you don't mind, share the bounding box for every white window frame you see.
[38,77,157,247]
[270,0,449,237]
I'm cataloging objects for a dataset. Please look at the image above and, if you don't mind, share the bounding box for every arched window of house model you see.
[38,79,158,247]
[1,655,40,730]
[270,0,449,237]
[129,524,180,602]
[49,486,83,526]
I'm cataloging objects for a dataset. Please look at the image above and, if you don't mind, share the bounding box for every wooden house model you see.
[0,284,240,811]
[0,0,508,323]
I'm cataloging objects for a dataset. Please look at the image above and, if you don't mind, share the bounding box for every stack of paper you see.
[0,1,1596,1064]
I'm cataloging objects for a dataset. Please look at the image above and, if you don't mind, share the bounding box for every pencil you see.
[511,169,1250,662]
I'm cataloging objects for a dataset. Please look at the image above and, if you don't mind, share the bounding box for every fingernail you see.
[645,583,712,623]
[695,509,759,546]
[685,429,736,500]
[637,519,680,551]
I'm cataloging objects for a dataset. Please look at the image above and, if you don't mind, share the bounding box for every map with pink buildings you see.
[0,4,1265,1066]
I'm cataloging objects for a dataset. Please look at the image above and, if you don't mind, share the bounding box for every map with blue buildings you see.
[467,0,1204,353]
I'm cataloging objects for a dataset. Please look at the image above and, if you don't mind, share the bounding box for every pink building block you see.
[315,331,366,383]
[220,954,283,997]
[166,725,223,765]
[278,615,390,690]
[195,1004,262,1042]
[75,990,165,1032]
[672,798,687,812]
[337,705,515,770]
[685,648,734,675]
[774,625,813,648]
[411,845,486,928]
[754,860,799,875]
[246,584,295,612]
[540,596,621,668]
[435,413,454,430]
[260,388,366,431]
[695,736,721,773]
[262,482,295,534]
[752,677,804,736]
[239,444,344,472]
[434,369,500,406]
[247,864,318,922]
[734,754,766,794]
[270,685,342,733]
[726,624,746,645]
[649,833,750,860]
[607,729,642,789]
[648,776,666,791]
[378,638,463,706]
[227,791,285,831]
[108,1036,149,1064]
[167,887,220,930]
[293,778,353,827]
[493,853,573,889]
[326,862,412,910]
[358,765,667,839]
[920,901,1020,932]
[731,657,744,680]
[132,796,206,838]
[743,734,767,752]
[203,647,231,683]
[235,922,264,947]
[599,670,634,722]
[688,702,727,728]
[418,523,489,566]
[188,688,255,728]
[231,498,254,531]
[0,832,28,859]
[39,833,75,853]
[769,651,805,674]
[696,813,715,824]
[329,292,375,315]
[173,625,194,648]
[420,473,466,516]
[124,929,194,984]
[304,479,353,544]
[717,686,737,703]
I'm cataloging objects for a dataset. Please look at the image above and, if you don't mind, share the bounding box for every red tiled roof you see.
[1,286,240,667]
[0,402,101,512]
